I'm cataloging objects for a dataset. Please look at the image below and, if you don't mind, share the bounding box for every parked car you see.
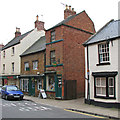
[1,85,24,100]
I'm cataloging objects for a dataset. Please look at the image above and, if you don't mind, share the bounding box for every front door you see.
[29,78,35,96]
[56,75,62,98]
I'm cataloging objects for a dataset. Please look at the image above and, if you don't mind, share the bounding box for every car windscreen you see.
[7,86,18,91]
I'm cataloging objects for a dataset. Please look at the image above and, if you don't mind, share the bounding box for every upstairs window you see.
[24,62,29,71]
[12,47,15,55]
[3,51,5,58]
[33,60,38,70]
[12,62,14,73]
[98,43,109,63]
[50,50,56,65]
[51,30,55,42]
[3,64,5,74]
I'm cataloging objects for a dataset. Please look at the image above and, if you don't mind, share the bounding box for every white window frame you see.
[33,61,38,70]
[11,47,15,56]
[46,75,55,91]
[98,43,109,63]
[24,62,29,71]
[96,77,106,96]
[108,77,114,97]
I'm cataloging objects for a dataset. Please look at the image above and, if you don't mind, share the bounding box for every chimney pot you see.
[66,5,68,9]
[35,15,44,31]
[72,8,74,11]
[69,5,71,10]
[36,15,39,21]
[15,27,21,38]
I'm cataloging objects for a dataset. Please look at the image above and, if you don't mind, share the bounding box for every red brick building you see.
[45,6,95,99]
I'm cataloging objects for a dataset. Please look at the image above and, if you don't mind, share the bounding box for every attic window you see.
[51,30,55,42]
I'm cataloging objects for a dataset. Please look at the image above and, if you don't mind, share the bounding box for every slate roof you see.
[20,36,46,57]
[83,19,120,46]
[46,10,85,31]
[2,29,34,50]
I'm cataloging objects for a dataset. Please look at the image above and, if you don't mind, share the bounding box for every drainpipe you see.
[86,45,90,104]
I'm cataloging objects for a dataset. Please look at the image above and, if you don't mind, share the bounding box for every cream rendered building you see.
[0,16,45,87]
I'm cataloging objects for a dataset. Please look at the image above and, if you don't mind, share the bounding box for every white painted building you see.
[0,16,45,87]
[83,19,120,108]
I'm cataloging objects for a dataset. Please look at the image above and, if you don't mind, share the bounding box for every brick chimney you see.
[34,15,44,31]
[64,5,76,19]
[15,27,21,38]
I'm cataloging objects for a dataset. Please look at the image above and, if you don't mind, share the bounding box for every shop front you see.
[1,75,19,87]
[19,75,45,97]
[45,71,62,99]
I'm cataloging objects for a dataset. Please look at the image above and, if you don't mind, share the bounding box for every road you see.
[1,98,107,120]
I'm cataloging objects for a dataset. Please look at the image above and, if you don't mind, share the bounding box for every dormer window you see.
[51,30,55,42]
[98,43,109,63]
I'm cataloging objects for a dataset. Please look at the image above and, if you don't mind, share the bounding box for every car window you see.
[7,86,18,91]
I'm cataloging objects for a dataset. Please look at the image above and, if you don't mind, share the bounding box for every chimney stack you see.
[64,5,76,19]
[15,27,21,38]
[34,15,45,31]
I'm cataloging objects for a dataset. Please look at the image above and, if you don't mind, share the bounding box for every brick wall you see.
[63,26,93,97]
[65,11,96,33]
[21,51,45,75]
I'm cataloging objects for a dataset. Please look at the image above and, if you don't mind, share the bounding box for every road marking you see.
[64,109,106,119]
[11,103,16,106]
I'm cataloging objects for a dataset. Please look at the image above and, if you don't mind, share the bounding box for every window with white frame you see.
[95,77,115,98]
[98,43,109,63]
[33,61,38,70]
[24,62,29,71]
[20,79,29,92]
[96,77,106,96]
[46,75,55,91]
[37,79,43,90]
[108,77,114,97]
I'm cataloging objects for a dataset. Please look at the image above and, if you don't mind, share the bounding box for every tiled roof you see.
[20,36,46,57]
[2,29,33,50]
[83,19,120,46]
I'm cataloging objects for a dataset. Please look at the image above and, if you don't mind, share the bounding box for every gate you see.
[64,80,77,100]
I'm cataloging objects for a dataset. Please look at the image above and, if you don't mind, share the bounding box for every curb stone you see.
[67,109,119,120]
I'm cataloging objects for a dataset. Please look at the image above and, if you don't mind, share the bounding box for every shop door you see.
[29,79,35,96]
[56,75,62,98]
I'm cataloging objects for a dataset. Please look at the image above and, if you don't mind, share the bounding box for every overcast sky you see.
[0,0,119,45]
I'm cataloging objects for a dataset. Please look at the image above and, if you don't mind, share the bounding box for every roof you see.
[46,11,85,31]
[2,29,34,50]
[20,36,46,57]
[83,19,120,46]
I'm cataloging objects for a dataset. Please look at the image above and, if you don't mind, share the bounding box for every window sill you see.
[96,62,110,66]
[95,96,116,99]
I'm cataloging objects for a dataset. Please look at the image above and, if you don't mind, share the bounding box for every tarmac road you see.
[1,98,107,120]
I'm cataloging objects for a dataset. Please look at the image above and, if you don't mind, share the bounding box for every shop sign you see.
[40,89,47,99]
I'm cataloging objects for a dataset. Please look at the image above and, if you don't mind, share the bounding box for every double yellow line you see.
[64,109,107,119]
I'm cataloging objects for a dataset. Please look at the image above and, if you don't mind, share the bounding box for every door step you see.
[55,97,62,100]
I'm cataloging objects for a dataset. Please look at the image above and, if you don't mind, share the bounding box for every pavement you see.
[24,95,119,119]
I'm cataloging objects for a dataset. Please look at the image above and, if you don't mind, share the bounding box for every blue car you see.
[1,85,24,100]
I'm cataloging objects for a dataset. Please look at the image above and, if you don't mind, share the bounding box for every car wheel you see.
[5,95,8,100]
